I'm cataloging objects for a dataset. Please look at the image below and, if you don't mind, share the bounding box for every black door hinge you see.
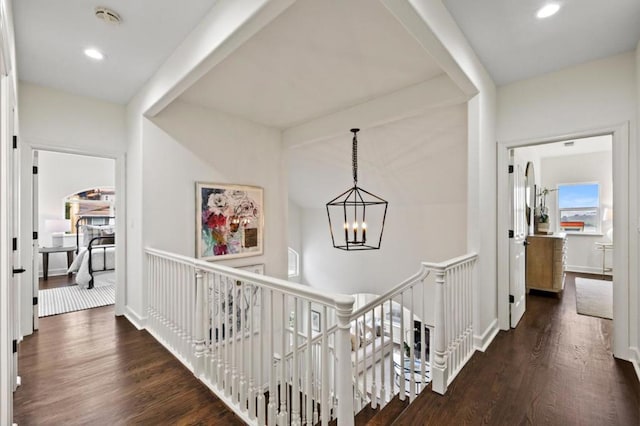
[33,166,38,174]
[508,165,514,173]
[12,340,17,353]
[12,135,17,149]
[33,231,38,240]
[33,297,38,306]
[509,294,515,303]
[12,237,17,251]
[508,230,514,238]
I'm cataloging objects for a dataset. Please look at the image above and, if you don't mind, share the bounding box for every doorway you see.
[33,150,117,325]
[497,124,630,359]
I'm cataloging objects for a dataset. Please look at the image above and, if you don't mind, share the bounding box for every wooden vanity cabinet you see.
[526,233,566,293]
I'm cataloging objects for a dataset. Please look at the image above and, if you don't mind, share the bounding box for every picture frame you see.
[311,310,321,332]
[196,182,264,260]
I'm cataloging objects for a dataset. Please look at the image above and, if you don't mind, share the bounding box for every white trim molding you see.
[124,306,147,330]
[474,318,499,352]
[497,123,632,362]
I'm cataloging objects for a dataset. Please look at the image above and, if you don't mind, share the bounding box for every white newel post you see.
[432,267,448,395]
[335,296,355,426]
[193,269,206,376]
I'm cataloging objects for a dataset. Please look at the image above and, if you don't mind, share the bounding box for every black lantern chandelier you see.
[326,129,388,251]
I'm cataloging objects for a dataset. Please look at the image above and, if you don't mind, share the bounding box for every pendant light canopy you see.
[326,129,388,251]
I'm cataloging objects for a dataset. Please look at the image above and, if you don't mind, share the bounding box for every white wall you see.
[293,105,468,296]
[497,51,638,359]
[390,0,498,349]
[287,200,303,283]
[541,151,613,273]
[37,151,115,276]
[18,82,126,335]
[147,100,287,277]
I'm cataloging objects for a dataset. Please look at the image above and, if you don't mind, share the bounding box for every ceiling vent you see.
[95,7,121,25]
[564,141,575,147]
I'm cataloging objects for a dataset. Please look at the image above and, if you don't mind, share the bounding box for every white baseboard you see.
[631,346,640,382]
[566,265,612,276]
[124,306,147,330]
[474,319,499,352]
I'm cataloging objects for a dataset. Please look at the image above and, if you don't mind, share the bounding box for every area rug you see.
[575,277,613,320]
[38,271,115,317]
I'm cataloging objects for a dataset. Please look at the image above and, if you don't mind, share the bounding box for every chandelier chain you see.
[352,131,358,185]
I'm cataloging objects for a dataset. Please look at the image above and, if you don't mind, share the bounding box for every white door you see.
[32,150,39,330]
[1,72,19,422]
[509,151,527,328]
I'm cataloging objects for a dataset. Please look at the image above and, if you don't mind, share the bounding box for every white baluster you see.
[305,301,312,426]
[399,292,405,400]
[321,305,329,426]
[371,306,377,409]
[278,292,288,424]
[193,269,206,376]
[258,285,266,426]
[409,286,415,401]
[268,289,276,425]
[239,281,246,409]
[248,283,256,421]
[379,301,386,405]
[224,278,232,397]
[291,298,300,425]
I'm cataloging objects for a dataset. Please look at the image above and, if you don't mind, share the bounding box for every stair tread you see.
[367,395,409,426]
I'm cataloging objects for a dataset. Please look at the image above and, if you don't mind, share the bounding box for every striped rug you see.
[39,272,115,317]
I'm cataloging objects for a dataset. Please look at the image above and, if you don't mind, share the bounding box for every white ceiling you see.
[516,134,612,160]
[288,104,467,209]
[179,0,444,129]
[443,0,640,85]
[14,0,218,104]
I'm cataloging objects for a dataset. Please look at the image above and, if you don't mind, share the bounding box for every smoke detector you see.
[95,7,121,25]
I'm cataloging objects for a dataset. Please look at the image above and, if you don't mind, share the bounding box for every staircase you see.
[144,247,478,425]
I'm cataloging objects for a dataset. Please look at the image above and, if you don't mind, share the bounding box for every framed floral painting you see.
[196,182,264,260]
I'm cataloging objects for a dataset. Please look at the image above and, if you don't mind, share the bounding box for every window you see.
[558,183,599,233]
[287,247,299,278]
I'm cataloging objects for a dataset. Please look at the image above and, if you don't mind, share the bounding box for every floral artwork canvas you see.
[196,183,264,260]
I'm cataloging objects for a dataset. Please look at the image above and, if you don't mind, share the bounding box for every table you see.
[39,246,75,280]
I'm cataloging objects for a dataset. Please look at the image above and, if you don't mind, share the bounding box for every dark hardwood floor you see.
[394,272,639,425]
[13,306,243,425]
[39,273,76,290]
[17,272,637,425]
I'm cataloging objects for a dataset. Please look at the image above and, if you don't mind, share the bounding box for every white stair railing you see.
[424,253,477,395]
[145,248,477,424]
[145,247,354,426]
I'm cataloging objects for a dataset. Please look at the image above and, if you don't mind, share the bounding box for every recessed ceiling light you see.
[84,48,104,61]
[536,3,560,19]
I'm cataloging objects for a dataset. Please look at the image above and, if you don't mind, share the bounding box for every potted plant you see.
[536,188,556,233]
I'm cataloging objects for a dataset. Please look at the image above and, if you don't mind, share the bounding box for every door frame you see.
[20,141,126,337]
[497,123,631,359]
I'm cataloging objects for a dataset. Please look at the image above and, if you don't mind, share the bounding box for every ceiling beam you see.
[138,0,295,118]
[282,74,467,149]
[381,0,480,98]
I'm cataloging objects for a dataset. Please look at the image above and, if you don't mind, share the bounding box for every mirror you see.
[524,162,536,231]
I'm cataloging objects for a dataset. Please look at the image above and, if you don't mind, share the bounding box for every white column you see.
[431,267,448,394]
